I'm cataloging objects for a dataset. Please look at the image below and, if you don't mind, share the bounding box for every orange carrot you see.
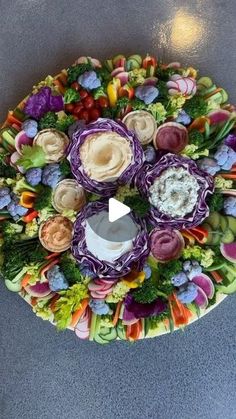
[45,252,60,261]
[126,319,142,341]
[39,258,60,276]
[210,270,223,283]
[218,173,236,180]
[21,273,32,288]
[7,111,22,128]
[70,298,89,328]
[112,301,122,326]
[204,87,223,100]
[168,293,192,328]
[31,297,38,306]
[53,79,66,94]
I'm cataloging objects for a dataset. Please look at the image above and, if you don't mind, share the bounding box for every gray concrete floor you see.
[0,1,236,418]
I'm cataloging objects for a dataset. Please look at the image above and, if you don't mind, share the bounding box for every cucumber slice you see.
[103,59,113,72]
[128,54,142,66]
[94,334,109,345]
[221,229,235,244]
[101,327,117,342]
[220,89,228,104]
[205,261,225,271]
[197,77,213,90]
[5,279,22,292]
[219,215,228,232]
[206,212,220,229]
[211,233,221,245]
[227,216,236,235]
[126,57,141,70]
[117,323,126,340]
[217,278,236,294]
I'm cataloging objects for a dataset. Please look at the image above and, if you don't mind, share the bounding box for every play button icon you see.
[108,198,131,222]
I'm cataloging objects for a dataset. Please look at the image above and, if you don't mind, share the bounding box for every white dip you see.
[149,167,199,218]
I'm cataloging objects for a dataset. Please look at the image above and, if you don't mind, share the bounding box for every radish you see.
[15,130,33,154]
[75,56,101,68]
[220,242,236,263]
[75,308,91,339]
[143,77,158,86]
[115,72,129,85]
[10,151,25,173]
[111,66,125,77]
[222,189,236,197]
[194,286,208,309]
[207,110,230,125]
[25,282,51,297]
[191,274,214,299]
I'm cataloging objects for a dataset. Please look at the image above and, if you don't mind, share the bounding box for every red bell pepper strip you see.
[142,55,157,69]
[185,226,208,244]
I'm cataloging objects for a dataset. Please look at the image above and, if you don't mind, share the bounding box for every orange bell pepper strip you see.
[126,319,142,341]
[70,298,89,328]
[53,79,66,95]
[19,191,37,208]
[185,226,208,244]
[168,293,193,328]
[118,84,134,99]
[181,231,195,246]
[23,210,38,223]
[210,270,223,283]
[142,55,157,69]
[21,273,32,288]
[188,116,210,133]
[31,297,38,306]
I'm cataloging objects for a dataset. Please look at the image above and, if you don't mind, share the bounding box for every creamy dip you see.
[39,215,73,252]
[123,110,157,145]
[149,167,199,218]
[34,129,69,163]
[79,131,132,181]
[84,211,138,263]
[52,179,86,213]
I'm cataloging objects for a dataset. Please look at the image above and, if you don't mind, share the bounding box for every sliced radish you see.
[10,151,25,173]
[220,242,236,263]
[115,72,129,85]
[194,286,208,309]
[111,66,125,77]
[15,130,33,155]
[191,274,214,299]
[167,62,181,68]
[25,282,51,297]
[222,189,236,197]
[208,110,230,125]
[143,77,158,86]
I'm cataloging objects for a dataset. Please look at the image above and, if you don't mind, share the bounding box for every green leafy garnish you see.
[64,88,80,104]
[133,278,166,303]
[54,283,89,330]
[207,193,224,212]
[39,111,57,130]
[124,194,150,217]
[59,159,71,177]
[56,114,75,132]
[67,63,94,84]
[34,186,53,211]
[183,95,208,119]
[60,252,83,285]
[188,130,205,146]
[17,145,46,170]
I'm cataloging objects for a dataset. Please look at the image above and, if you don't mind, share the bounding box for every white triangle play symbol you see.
[108,198,131,222]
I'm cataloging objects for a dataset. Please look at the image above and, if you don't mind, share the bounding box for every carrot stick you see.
[210,270,223,283]
[218,173,236,180]
[112,300,122,326]
[45,252,60,261]
[204,87,223,100]
[31,297,38,306]
[53,79,66,94]
[21,273,32,288]
[70,298,89,328]
[39,258,60,276]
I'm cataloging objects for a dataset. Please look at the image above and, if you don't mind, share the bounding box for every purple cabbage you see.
[68,118,144,196]
[123,294,167,322]
[71,201,150,278]
[224,132,236,152]
[135,153,214,229]
[24,87,63,119]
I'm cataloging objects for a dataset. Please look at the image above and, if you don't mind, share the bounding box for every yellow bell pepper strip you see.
[188,116,211,133]
[122,270,145,289]
[180,231,195,246]
[185,226,209,244]
[168,293,193,328]
[19,191,37,208]
[118,84,134,99]
[185,67,197,79]
[107,78,121,107]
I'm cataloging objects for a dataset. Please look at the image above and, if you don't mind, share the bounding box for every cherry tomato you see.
[98,96,109,108]
[71,82,80,91]
[78,109,90,123]
[73,103,84,115]
[79,89,89,99]
[65,103,75,113]
[89,108,101,121]
[83,96,95,109]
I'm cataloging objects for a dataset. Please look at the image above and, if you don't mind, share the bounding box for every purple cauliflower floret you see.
[177,282,198,304]
[197,158,220,176]
[78,71,101,90]
[79,264,97,279]
[25,168,42,186]
[42,164,62,188]
[175,110,191,125]
[89,299,110,315]
[224,196,236,217]
[183,260,202,280]
[47,265,69,291]
[224,132,236,152]
[144,146,157,164]
[135,85,159,104]
[24,87,63,120]
[22,119,38,138]
[0,187,11,209]
[171,271,188,287]
[214,144,236,170]
[7,193,28,219]
[143,265,152,279]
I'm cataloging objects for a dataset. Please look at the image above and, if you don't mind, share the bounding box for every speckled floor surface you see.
[0,1,236,418]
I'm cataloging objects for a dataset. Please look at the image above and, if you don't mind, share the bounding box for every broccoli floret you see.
[60,252,83,285]
[133,279,164,303]
[38,112,57,130]
[13,176,39,193]
[157,260,182,282]
[188,130,205,146]
[67,63,94,84]
[183,95,208,119]
[1,221,24,244]
[124,194,150,217]
[64,88,80,104]
[59,159,71,177]
[207,193,224,212]
[56,115,75,132]
[0,158,17,178]
[34,186,53,211]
